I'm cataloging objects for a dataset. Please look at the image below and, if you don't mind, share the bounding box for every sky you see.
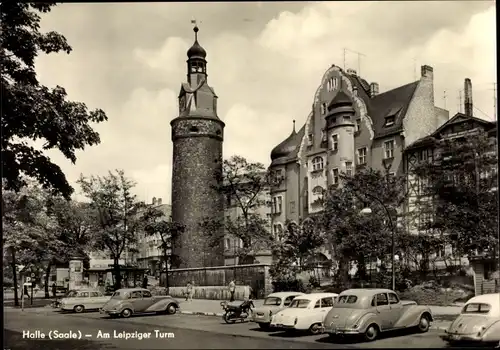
[34,1,496,204]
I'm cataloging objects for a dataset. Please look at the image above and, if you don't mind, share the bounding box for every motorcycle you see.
[220,299,254,324]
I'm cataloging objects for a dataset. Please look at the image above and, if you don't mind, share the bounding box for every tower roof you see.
[187,26,207,59]
[270,120,299,161]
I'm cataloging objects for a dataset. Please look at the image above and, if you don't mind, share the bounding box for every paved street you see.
[4,308,448,349]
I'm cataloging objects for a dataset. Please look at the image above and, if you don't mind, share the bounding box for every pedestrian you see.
[228,280,236,302]
[142,275,148,289]
[52,282,57,298]
[23,284,30,299]
[186,281,193,302]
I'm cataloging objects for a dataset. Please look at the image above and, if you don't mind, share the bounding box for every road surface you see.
[4,308,448,349]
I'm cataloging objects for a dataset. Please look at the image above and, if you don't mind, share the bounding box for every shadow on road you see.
[3,329,116,350]
[268,330,315,338]
[316,327,429,344]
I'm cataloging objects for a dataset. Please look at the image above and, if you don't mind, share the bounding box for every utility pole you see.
[458,90,463,114]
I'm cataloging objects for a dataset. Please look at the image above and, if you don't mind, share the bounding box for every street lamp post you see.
[360,198,396,291]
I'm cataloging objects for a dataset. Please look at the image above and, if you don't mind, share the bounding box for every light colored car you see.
[100,288,179,318]
[252,292,304,329]
[60,288,111,313]
[323,288,433,341]
[442,293,500,346]
[270,292,339,334]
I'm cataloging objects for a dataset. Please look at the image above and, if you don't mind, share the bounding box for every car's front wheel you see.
[417,314,430,333]
[166,303,177,315]
[73,305,85,313]
[121,308,132,318]
[363,324,379,342]
[309,323,322,335]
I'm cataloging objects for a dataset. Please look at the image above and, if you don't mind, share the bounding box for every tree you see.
[201,155,276,264]
[78,170,144,290]
[321,169,407,286]
[142,207,184,290]
[44,197,95,297]
[410,131,498,258]
[1,2,107,200]
[270,219,325,285]
[2,182,57,305]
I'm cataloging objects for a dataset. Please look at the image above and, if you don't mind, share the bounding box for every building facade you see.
[268,64,449,244]
[136,197,172,276]
[170,26,225,268]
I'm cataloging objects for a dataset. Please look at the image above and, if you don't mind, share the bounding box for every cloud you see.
[32,2,495,204]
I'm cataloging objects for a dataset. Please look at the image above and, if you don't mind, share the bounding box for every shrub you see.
[272,279,306,293]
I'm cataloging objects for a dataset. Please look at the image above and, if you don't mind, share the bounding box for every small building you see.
[470,254,499,295]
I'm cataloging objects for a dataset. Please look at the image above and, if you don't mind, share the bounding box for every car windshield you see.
[289,299,310,308]
[264,297,282,306]
[66,291,78,297]
[111,291,125,299]
[333,295,365,309]
[462,303,492,314]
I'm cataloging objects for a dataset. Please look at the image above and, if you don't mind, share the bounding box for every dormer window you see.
[311,156,324,171]
[385,116,395,127]
[343,115,351,122]
[321,103,327,115]
[321,129,327,142]
[355,118,361,132]
[327,77,338,92]
[331,134,339,151]
[307,134,313,146]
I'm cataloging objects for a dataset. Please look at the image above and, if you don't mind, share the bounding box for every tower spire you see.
[293,120,296,132]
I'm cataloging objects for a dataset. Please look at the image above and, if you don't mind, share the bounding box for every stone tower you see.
[170,26,225,269]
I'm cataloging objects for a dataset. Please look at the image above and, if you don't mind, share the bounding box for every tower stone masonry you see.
[170,26,225,268]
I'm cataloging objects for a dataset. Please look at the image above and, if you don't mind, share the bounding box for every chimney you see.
[157,198,162,205]
[464,78,473,117]
[421,65,433,80]
[369,82,379,97]
[152,197,156,205]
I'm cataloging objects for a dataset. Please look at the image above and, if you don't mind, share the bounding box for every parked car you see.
[252,292,304,329]
[322,288,433,341]
[441,293,500,346]
[59,288,111,313]
[100,288,179,318]
[270,293,339,334]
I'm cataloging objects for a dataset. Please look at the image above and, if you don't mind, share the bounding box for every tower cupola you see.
[187,26,207,81]
[325,90,355,129]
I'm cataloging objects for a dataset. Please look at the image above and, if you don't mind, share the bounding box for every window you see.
[331,134,338,151]
[142,290,152,298]
[189,125,199,132]
[356,118,361,132]
[307,134,313,146]
[130,291,142,299]
[376,293,389,306]
[224,238,230,250]
[272,169,283,184]
[273,197,283,214]
[385,116,395,127]
[384,140,395,159]
[314,300,321,308]
[321,297,334,307]
[321,129,327,142]
[289,201,296,214]
[327,77,338,92]
[289,299,310,308]
[357,147,367,165]
[345,162,353,176]
[343,115,351,122]
[462,303,491,314]
[388,293,399,304]
[321,103,327,115]
[312,156,324,171]
[273,223,283,240]
[312,186,324,196]
[284,296,295,306]
[337,295,358,304]
[90,292,100,297]
[332,168,339,185]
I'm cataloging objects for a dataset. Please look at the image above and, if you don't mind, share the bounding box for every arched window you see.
[224,238,230,250]
[312,156,324,171]
[273,223,284,241]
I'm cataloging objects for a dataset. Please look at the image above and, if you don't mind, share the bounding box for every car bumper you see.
[100,308,120,315]
[322,326,361,335]
[270,323,296,330]
[440,333,488,343]
[252,315,271,323]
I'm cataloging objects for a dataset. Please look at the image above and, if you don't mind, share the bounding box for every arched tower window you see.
[312,186,324,196]
[312,156,324,171]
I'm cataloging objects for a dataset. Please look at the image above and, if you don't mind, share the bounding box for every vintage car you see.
[100,288,179,318]
[252,292,304,329]
[270,293,339,334]
[442,293,500,346]
[323,288,433,341]
[59,288,111,313]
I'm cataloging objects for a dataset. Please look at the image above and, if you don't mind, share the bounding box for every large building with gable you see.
[268,64,450,247]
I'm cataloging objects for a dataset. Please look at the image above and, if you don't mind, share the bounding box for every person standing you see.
[142,275,148,289]
[186,281,193,302]
[51,282,57,298]
[23,284,30,299]
[228,280,236,302]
